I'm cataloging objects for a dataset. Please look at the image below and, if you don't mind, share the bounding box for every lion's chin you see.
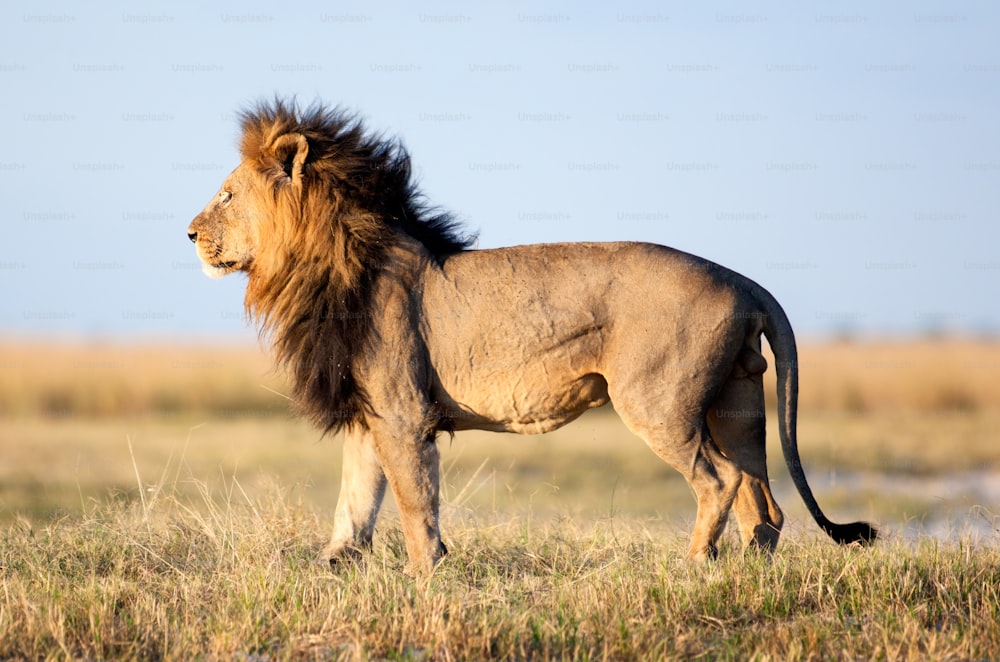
[202,262,234,280]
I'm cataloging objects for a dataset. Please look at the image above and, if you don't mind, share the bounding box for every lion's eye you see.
[219,190,233,206]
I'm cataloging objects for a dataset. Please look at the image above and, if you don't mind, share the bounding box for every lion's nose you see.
[187,231,198,243]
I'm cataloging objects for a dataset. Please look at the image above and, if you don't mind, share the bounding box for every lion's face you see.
[187,164,261,279]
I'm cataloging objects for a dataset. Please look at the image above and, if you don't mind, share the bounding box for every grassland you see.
[3,336,998,417]
[0,337,998,659]
[3,486,998,660]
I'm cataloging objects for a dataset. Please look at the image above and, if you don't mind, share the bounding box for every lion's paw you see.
[317,542,367,570]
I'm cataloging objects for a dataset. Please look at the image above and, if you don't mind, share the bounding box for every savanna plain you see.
[0,337,998,660]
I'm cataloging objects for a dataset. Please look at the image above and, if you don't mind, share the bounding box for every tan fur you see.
[188,101,875,574]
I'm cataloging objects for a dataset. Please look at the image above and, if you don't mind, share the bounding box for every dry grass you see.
[788,337,1000,413]
[3,406,997,538]
[0,339,283,418]
[2,337,999,418]
[0,337,997,535]
[1,337,998,658]
[1,483,998,660]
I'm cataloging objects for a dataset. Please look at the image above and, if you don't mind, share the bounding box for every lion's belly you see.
[426,294,611,434]
[436,369,610,434]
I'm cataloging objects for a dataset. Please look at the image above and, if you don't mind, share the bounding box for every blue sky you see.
[2,1,998,340]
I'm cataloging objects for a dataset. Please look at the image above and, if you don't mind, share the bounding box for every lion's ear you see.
[270,133,309,185]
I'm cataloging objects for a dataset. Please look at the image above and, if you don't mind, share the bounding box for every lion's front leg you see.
[369,421,447,576]
[320,427,388,567]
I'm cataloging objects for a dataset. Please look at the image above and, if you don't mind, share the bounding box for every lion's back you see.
[434,241,748,322]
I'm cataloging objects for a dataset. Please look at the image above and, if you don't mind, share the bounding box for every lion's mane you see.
[239,100,474,433]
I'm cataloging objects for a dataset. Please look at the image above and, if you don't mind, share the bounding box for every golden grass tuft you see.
[784,337,1000,413]
[1,337,998,657]
[1,483,998,660]
[0,339,284,418]
[2,337,998,418]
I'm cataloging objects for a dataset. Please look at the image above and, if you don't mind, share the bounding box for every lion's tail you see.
[755,284,878,546]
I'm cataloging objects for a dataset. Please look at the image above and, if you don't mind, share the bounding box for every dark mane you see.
[238,99,475,434]
[239,99,475,257]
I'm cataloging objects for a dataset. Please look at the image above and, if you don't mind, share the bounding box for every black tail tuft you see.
[824,521,878,546]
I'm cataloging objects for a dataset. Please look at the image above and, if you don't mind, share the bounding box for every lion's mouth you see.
[200,259,240,280]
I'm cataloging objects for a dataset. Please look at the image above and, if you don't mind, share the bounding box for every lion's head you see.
[187,99,474,432]
[187,162,267,279]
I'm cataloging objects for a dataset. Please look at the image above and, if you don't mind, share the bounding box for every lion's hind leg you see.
[678,426,743,561]
[617,404,743,561]
[707,369,784,554]
[659,423,743,561]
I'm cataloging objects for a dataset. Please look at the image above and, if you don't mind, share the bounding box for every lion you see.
[187,100,876,573]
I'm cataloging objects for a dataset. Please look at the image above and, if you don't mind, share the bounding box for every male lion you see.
[188,100,876,573]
